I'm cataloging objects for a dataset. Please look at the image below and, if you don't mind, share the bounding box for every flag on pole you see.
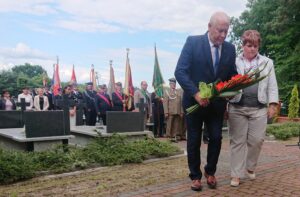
[124,48,135,110]
[51,64,55,88]
[152,45,165,98]
[90,64,97,91]
[53,63,61,96]
[70,64,77,85]
[107,60,115,98]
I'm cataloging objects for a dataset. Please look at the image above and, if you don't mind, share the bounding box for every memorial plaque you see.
[106,111,144,133]
[0,111,23,128]
[24,111,68,138]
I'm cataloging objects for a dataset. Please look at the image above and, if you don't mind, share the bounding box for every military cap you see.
[115,82,122,86]
[168,77,176,83]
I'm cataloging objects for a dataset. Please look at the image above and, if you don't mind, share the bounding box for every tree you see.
[0,71,18,97]
[0,64,50,97]
[288,84,299,118]
[12,63,47,78]
[230,0,300,102]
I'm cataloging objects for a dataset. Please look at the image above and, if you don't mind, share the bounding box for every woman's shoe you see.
[247,170,256,180]
[230,177,240,187]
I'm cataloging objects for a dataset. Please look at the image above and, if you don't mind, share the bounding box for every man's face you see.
[169,82,176,89]
[141,82,148,91]
[87,85,93,91]
[116,85,121,91]
[208,20,229,46]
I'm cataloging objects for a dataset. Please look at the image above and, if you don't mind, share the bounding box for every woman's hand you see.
[268,104,278,118]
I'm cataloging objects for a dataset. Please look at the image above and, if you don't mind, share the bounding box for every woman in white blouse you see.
[34,88,49,111]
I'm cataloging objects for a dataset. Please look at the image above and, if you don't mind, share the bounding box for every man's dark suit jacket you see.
[175,33,237,112]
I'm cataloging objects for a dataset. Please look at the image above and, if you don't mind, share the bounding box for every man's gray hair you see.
[209,11,230,26]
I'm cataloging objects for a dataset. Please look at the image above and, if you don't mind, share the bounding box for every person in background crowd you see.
[83,82,97,126]
[151,91,165,137]
[0,90,16,110]
[17,87,33,110]
[228,30,279,187]
[112,82,126,111]
[175,11,237,191]
[71,84,83,103]
[95,84,112,125]
[44,86,54,110]
[63,85,77,125]
[53,88,63,110]
[134,81,152,124]
[163,78,185,142]
[34,88,49,111]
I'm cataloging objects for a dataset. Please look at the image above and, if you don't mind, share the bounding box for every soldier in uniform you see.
[83,82,97,126]
[134,81,152,125]
[163,78,185,142]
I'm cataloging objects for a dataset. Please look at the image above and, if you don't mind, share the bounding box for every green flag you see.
[152,45,165,98]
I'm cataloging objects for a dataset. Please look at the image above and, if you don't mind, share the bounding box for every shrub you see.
[288,84,299,119]
[0,135,181,184]
[266,122,300,140]
[0,149,36,183]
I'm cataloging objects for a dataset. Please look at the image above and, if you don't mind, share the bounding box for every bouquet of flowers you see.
[186,62,270,114]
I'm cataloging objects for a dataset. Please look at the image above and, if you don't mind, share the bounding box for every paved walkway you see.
[122,135,300,197]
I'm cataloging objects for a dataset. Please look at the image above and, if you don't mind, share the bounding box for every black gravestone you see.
[55,94,75,133]
[0,111,24,128]
[76,99,86,126]
[106,111,144,133]
[24,111,67,138]
[16,98,30,111]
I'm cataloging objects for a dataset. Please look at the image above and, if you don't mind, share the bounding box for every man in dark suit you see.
[83,82,97,126]
[175,12,237,191]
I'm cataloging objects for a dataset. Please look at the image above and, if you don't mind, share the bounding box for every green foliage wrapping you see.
[0,135,180,184]
[266,122,300,140]
[199,82,213,99]
[288,84,300,118]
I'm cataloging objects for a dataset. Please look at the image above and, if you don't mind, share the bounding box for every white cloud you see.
[0,43,51,60]
[1,0,247,33]
[56,0,247,33]
[57,19,121,33]
[0,0,57,15]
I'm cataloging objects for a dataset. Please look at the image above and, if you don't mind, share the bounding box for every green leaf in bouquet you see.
[217,91,240,98]
[199,82,213,99]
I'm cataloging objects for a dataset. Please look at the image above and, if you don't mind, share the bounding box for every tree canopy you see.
[0,63,49,97]
[230,0,300,102]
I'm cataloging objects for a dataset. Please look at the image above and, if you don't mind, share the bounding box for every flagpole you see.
[124,48,130,112]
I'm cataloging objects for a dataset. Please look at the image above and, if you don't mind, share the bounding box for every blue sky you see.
[0,0,247,91]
